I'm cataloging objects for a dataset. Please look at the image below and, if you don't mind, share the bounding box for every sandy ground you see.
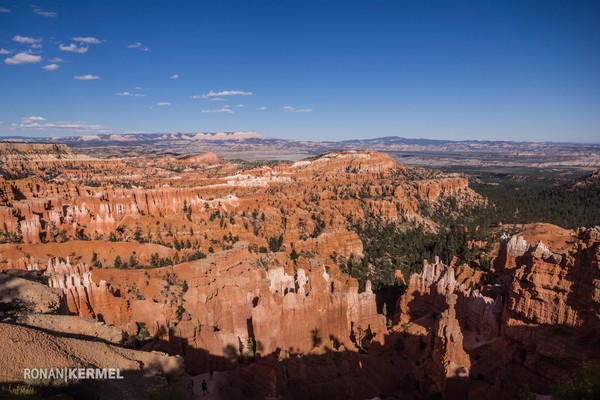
[0,322,187,399]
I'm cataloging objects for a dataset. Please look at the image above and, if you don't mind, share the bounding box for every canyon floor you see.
[0,140,598,400]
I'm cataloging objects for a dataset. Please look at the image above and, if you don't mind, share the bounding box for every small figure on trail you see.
[202,379,209,396]
[492,295,503,334]
[209,368,214,380]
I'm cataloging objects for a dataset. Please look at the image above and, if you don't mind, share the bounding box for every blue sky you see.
[0,1,598,142]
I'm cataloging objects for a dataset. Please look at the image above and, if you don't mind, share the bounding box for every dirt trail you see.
[193,371,230,400]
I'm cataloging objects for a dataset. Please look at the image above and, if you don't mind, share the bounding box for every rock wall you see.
[500,226,600,390]
[44,246,386,374]
[395,224,600,398]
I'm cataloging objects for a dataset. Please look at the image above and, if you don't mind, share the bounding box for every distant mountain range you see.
[1,131,263,143]
[1,132,599,171]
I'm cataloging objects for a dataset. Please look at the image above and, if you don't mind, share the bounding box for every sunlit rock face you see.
[41,246,386,374]
[0,146,483,251]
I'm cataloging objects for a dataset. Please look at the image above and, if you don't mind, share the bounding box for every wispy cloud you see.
[33,8,57,18]
[73,37,102,44]
[0,49,12,55]
[15,116,109,133]
[13,35,42,45]
[116,91,145,97]
[201,105,233,113]
[48,57,66,63]
[133,86,143,90]
[74,74,100,80]
[157,102,172,106]
[128,42,150,51]
[170,74,179,80]
[257,106,267,111]
[42,63,59,71]
[235,104,245,108]
[209,97,225,101]
[4,52,42,65]
[0,7,11,13]
[283,106,313,113]
[191,90,253,99]
[59,43,88,53]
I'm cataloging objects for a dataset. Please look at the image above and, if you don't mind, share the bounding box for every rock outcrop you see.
[394,223,600,398]
[429,293,470,399]
[42,245,386,375]
[499,225,600,393]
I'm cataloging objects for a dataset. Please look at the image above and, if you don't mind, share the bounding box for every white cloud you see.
[16,116,108,133]
[157,102,171,106]
[60,43,88,53]
[116,91,145,97]
[257,106,267,111]
[30,43,43,49]
[22,116,46,123]
[73,37,102,44]
[201,105,233,114]
[13,35,42,45]
[33,8,57,18]
[236,104,245,108]
[170,74,179,80]
[0,49,12,55]
[0,7,11,12]
[191,90,253,99]
[74,74,100,80]
[283,106,313,113]
[211,90,251,97]
[128,42,150,51]
[42,63,59,71]
[49,57,66,63]
[4,52,42,65]
[133,86,143,90]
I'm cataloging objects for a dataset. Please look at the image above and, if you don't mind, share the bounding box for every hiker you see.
[492,295,503,334]
[209,369,214,380]
[201,379,209,396]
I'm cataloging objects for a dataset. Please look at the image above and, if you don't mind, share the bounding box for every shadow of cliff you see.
[144,324,425,400]
[5,321,121,347]
[565,241,600,339]
[375,284,405,318]
[4,321,593,400]
[5,306,596,399]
